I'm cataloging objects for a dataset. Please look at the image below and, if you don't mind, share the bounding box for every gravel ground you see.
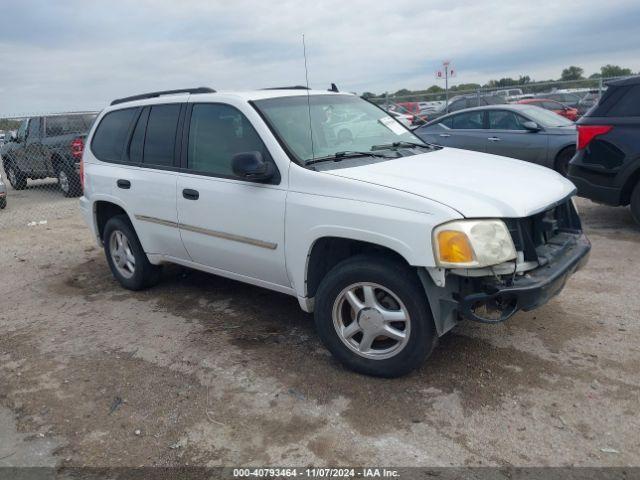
[0,183,639,469]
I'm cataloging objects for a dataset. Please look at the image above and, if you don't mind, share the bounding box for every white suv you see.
[80,87,590,377]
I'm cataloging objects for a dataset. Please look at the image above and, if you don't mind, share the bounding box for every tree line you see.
[362,64,636,100]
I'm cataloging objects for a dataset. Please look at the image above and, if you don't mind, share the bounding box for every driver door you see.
[176,103,290,288]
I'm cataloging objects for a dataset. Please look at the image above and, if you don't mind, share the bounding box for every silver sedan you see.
[413,104,577,175]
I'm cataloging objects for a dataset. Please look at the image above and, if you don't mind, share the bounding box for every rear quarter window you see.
[91,108,138,162]
[605,85,640,117]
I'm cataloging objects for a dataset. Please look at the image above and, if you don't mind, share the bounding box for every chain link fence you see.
[0,111,98,229]
[366,76,628,124]
[0,75,634,230]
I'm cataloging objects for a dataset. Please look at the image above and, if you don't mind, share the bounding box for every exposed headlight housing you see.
[433,219,517,268]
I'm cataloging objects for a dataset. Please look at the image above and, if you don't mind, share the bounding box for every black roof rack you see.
[261,86,310,91]
[110,87,215,106]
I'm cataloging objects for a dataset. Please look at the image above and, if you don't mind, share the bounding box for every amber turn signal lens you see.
[437,230,474,264]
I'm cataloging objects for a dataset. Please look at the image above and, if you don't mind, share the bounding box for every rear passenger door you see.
[176,102,289,288]
[438,110,487,153]
[91,104,189,260]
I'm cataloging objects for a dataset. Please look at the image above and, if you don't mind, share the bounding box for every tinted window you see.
[45,114,96,136]
[440,116,454,128]
[448,99,466,112]
[607,85,640,116]
[27,118,40,140]
[188,104,270,176]
[128,108,148,164]
[92,108,138,162]
[16,120,28,141]
[451,111,484,129]
[488,110,527,130]
[143,104,180,166]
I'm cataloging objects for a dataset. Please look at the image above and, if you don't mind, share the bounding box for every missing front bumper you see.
[459,233,591,324]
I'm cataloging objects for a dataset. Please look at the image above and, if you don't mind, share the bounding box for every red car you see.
[517,98,579,121]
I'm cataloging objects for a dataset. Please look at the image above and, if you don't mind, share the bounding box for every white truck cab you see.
[80,87,590,377]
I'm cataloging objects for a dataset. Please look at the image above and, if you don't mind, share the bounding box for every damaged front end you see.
[422,198,590,333]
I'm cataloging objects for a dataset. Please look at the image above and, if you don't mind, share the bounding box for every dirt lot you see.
[0,182,639,469]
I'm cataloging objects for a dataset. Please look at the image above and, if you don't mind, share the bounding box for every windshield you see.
[253,95,424,163]
[521,107,575,127]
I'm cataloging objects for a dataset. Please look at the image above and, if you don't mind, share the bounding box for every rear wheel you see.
[6,163,27,190]
[0,197,6,209]
[630,182,640,225]
[314,255,436,377]
[57,164,81,197]
[555,147,576,177]
[103,215,162,290]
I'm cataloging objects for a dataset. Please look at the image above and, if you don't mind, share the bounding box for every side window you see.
[128,108,149,164]
[451,111,484,129]
[607,85,640,117]
[448,99,465,112]
[543,102,561,110]
[143,104,181,167]
[16,119,28,142]
[91,108,138,162]
[488,110,526,130]
[27,118,40,141]
[187,104,270,176]
[440,116,454,129]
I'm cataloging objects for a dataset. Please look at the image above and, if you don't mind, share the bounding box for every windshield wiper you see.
[306,151,390,166]
[370,141,433,151]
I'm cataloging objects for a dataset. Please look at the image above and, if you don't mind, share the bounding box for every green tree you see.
[425,85,444,93]
[561,66,584,81]
[599,64,633,78]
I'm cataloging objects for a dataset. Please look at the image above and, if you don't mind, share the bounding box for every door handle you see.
[182,188,199,200]
[117,179,131,189]
[487,137,501,142]
[439,133,451,138]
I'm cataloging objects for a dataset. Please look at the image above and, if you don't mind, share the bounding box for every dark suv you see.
[568,76,640,223]
[0,113,97,197]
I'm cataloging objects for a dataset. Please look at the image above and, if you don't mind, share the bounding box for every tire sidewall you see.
[103,216,150,290]
[57,165,81,197]
[314,257,435,377]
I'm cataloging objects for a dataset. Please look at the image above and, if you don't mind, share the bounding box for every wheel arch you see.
[554,144,576,173]
[94,199,133,244]
[304,236,413,302]
[620,164,640,206]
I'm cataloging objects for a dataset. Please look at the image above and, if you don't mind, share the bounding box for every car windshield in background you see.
[253,95,425,163]
[521,107,574,127]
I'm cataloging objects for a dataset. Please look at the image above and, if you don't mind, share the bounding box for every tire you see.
[6,163,27,190]
[631,181,640,225]
[0,197,6,209]
[314,255,436,378]
[555,147,576,177]
[57,164,82,197]
[103,215,162,291]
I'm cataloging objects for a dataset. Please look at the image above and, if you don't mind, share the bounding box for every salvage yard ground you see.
[0,182,639,468]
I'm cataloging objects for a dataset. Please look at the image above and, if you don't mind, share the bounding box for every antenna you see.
[302,34,315,161]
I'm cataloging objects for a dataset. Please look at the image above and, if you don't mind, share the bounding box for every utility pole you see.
[436,60,455,111]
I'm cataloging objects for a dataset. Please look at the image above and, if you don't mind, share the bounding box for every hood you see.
[323,148,576,218]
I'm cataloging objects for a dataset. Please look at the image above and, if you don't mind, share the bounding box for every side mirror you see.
[522,121,541,132]
[231,151,275,182]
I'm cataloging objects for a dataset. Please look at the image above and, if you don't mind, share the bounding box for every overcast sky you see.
[1,0,639,116]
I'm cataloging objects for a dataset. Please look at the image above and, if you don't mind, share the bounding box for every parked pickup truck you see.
[0,112,97,196]
[80,87,590,377]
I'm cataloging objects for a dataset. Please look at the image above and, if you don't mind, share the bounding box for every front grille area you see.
[504,199,582,262]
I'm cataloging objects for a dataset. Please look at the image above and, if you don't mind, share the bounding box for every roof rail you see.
[110,87,215,106]
[261,86,310,91]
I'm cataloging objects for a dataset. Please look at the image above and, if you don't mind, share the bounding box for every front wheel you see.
[555,147,576,177]
[0,197,6,209]
[630,182,640,225]
[103,215,162,290]
[314,255,436,377]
